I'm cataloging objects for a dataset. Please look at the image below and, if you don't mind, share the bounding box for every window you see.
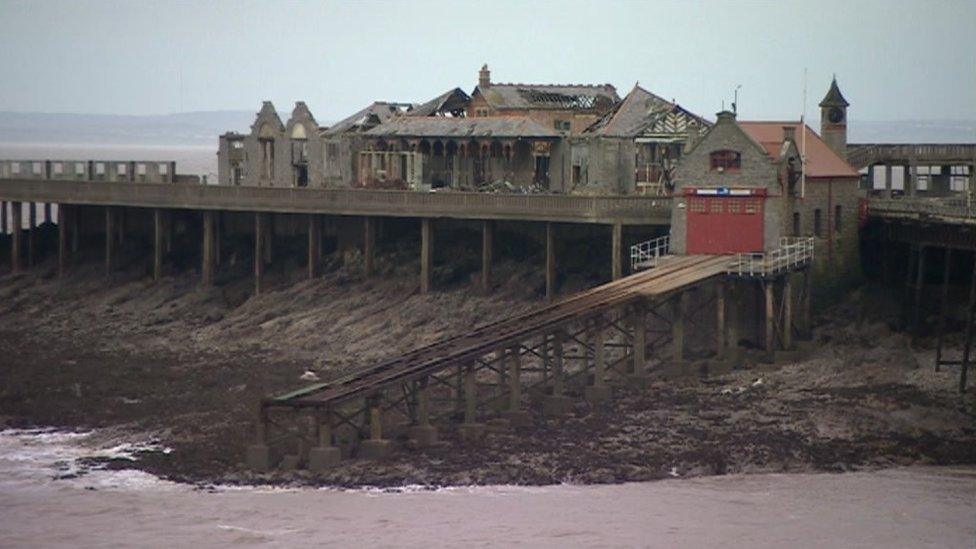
[159,163,169,175]
[554,120,571,131]
[231,140,244,149]
[475,108,489,117]
[32,162,42,175]
[709,150,741,172]
[814,208,822,237]
[259,138,275,179]
[793,212,800,235]
[11,163,20,174]
[951,165,970,192]
[75,162,85,176]
[137,163,147,176]
[53,163,64,175]
[572,164,581,184]
[117,163,127,175]
[96,163,106,176]
[834,205,842,232]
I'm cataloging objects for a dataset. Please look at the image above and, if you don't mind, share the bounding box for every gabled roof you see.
[819,77,849,108]
[407,88,471,117]
[475,83,619,111]
[739,121,859,178]
[364,117,559,139]
[583,84,709,137]
[321,102,409,136]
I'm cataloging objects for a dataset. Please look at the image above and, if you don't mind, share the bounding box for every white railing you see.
[728,237,814,277]
[630,234,670,271]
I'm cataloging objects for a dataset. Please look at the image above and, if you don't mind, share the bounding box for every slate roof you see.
[321,102,409,136]
[739,121,859,178]
[365,117,559,139]
[476,83,619,111]
[583,85,709,137]
[407,88,471,117]
[819,77,849,108]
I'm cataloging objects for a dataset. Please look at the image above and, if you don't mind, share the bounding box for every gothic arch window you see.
[709,150,741,172]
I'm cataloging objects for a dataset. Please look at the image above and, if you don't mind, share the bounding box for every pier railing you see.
[728,237,815,277]
[869,196,974,224]
[630,235,670,271]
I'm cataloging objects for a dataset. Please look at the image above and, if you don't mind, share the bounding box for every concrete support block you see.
[407,424,439,447]
[360,439,393,460]
[458,423,487,444]
[280,454,300,471]
[308,446,342,471]
[485,417,511,433]
[584,385,613,403]
[499,410,533,428]
[542,395,574,417]
[245,444,271,472]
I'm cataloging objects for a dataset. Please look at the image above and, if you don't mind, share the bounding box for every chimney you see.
[479,64,491,89]
[715,110,736,123]
[782,125,796,142]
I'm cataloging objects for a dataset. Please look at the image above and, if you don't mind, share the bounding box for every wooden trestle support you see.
[245,254,809,472]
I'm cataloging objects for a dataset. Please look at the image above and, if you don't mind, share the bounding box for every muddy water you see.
[0,430,973,548]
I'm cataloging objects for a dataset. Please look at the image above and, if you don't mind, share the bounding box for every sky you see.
[0,0,974,124]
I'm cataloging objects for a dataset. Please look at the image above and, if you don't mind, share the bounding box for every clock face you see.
[827,107,845,124]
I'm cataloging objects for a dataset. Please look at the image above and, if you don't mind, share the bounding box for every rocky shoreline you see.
[1,253,974,489]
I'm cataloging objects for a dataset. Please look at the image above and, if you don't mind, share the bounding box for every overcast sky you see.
[1,0,973,123]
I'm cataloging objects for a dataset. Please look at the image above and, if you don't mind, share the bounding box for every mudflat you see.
[1,249,974,488]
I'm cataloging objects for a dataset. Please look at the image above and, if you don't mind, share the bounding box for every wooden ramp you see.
[270,254,731,411]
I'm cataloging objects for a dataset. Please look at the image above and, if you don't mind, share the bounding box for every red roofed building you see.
[671,80,864,282]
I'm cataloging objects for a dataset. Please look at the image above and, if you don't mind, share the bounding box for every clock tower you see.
[819,76,849,159]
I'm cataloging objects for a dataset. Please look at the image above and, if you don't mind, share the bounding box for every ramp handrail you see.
[729,237,814,277]
[630,235,670,271]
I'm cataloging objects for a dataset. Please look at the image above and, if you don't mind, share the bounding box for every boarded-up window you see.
[814,209,822,237]
[835,205,842,232]
[793,212,800,235]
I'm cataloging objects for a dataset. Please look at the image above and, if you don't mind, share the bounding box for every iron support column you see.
[363,216,375,277]
[307,214,320,279]
[782,276,793,351]
[10,202,21,273]
[611,223,623,281]
[202,210,215,286]
[764,281,775,356]
[420,218,433,294]
[633,303,647,376]
[153,209,163,281]
[935,248,952,371]
[960,254,976,393]
[104,206,114,275]
[481,220,493,293]
[545,222,556,301]
[27,203,35,267]
[716,280,727,357]
[57,204,67,278]
[254,213,264,295]
[912,245,927,334]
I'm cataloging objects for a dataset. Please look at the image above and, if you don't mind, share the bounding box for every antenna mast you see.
[800,68,808,199]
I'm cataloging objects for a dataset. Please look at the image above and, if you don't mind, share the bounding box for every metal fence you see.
[728,237,815,277]
[630,235,670,271]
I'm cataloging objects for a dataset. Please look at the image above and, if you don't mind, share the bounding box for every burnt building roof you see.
[321,101,411,136]
[365,117,559,139]
[583,85,709,138]
[407,88,471,117]
[477,83,619,111]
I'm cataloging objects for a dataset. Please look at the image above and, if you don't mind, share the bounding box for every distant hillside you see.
[0,111,256,147]
[0,111,972,148]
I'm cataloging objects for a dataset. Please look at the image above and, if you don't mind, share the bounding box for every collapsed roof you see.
[583,85,710,138]
[477,83,619,111]
[365,117,559,139]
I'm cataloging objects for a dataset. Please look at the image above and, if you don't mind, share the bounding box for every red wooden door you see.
[686,196,764,254]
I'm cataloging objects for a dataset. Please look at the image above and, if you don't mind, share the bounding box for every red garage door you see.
[686,195,764,254]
